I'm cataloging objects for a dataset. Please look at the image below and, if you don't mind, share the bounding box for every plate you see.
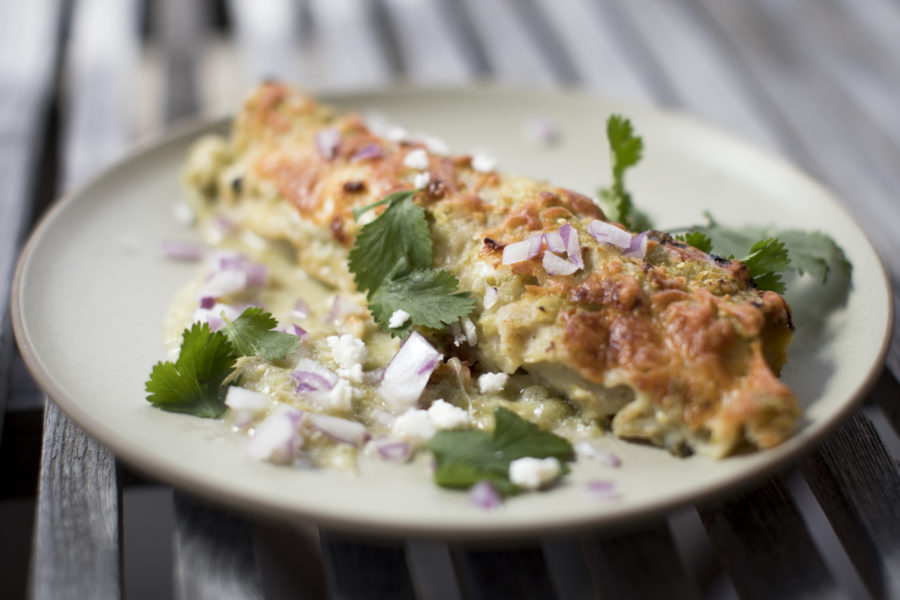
[12,86,893,538]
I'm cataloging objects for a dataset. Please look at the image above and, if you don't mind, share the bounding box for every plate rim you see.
[11,84,895,538]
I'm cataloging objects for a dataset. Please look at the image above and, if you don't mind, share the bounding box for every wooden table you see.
[2,1,899,598]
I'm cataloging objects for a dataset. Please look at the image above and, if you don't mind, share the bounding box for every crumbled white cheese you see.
[391,409,435,448]
[249,405,304,464]
[172,201,195,225]
[509,457,561,490]
[388,309,411,329]
[471,153,497,173]
[413,171,431,189]
[478,372,509,394]
[420,134,450,155]
[315,378,354,412]
[449,322,466,347]
[327,334,367,370]
[385,125,409,142]
[404,148,429,170]
[337,364,365,384]
[427,399,470,429]
[483,286,499,309]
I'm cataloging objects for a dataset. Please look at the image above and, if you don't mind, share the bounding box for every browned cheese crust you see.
[186,83,798,457]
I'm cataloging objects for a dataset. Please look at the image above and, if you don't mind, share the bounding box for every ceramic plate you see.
[12,87,893,538]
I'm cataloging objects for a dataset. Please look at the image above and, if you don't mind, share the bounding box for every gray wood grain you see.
[405,540,464,600]
[452,544,556,600]
[30,401,122,600]
[0,0,65,439]
[173,493,264,600]
[581,520,698,600]
[801,410,900,599]
[320,532,416,600]
[699,478,846,600]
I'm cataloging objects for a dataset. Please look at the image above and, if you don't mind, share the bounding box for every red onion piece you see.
[623,232,648,260]
[373,439,412,462]
[483,286,499,309]
[588,220,631,249]
[352,143,382,162]
[377,331,442,413]
[289,324,307,337]
[325,295,367,324]
[249,406,305,464]
[213,214,235,233]
[291,370,334,393]
[316,127,340,160]
[160,240,206,261]
[559,224,584,269]
[574,441,621,467]
[469,480,503,509]
[523,115,559,147]
[544,230,566,254]
[501,232,543,265]
[586,480,618,500]
[199,296,216,310]
[310,414,369,447]
[543,251,578,276]
[292,298,311,319]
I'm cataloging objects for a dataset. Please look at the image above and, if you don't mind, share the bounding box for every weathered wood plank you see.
[452,545,556,600]
[319,532,416,600]
[801,410,900,599]
[541,538,596,600]
[173,493,264,600]
[30,402,122,600]
[581,520,698,600]
[405,540,464,600]
[699,477,846,600]
[871,368,900,437]
[157,0,204,123]
[380,0,471,82]
[0,0,65,439]
[226,0,309,87]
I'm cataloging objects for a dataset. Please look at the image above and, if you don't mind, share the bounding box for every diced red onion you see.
[559,224,584,269]
[623,232,648,260]
[199,296,216,310]
[289,324,306,337]
[199,270,247,298]
[469,480,503,510]
[574,441,621,467]
[325,295,367,323]
[586,480,618,500]
[543,251,578,276]
[522,115,559,147]
[213,214,235,233]
[316,127,340,160]
[544,230,566,254]
[501,232,543,265]
[218,255,268,286]
[249,406,305,464]
[461,317,478,346]
[193,303,240,331]
[588,220,631,249]
[373,439,412,462]
[160,240,206,261]
[291,370,334,393]
[310,414,369,447]
[292,298,311,319]
[352,143,382,162]
[484,286,499,309]
[377,331,442,413]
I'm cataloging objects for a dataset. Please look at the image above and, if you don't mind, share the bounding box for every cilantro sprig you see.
[602,115,851,295]
[599,115,652,232]
[349,189,475,336]
[145,308,300,417]
[427,407,575,496]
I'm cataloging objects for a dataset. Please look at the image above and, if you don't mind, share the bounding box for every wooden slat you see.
[581,520,698,600]
[871,368,900,437]
[29,0,143,597]
[226,0,308,87]
[173,494,264,600]
[0,0,65,439]
[699,478,846,600]
[319,532,416,600]
[158,0,203,123]
[452,545,556,600]
[801,410,900,599]
[541,538,596,600]
[405,540,464,600]
[30,402,122,600]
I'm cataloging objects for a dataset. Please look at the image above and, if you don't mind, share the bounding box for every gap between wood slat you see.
[698,477,847,600]
[319,532,416,600]
[800,410,900,600]
[451,544,556,600]
[581,519,698,600]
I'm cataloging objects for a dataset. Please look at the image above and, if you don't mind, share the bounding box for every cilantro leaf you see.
[599,115,652,231]
[145,322,237,418]
[348,190,432,295]
[774,229,851,284]
[741,238,791,294]
[676,231,712,254]
[427,408,575,496]
[223,306,301,360]
[369,269,476,337]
